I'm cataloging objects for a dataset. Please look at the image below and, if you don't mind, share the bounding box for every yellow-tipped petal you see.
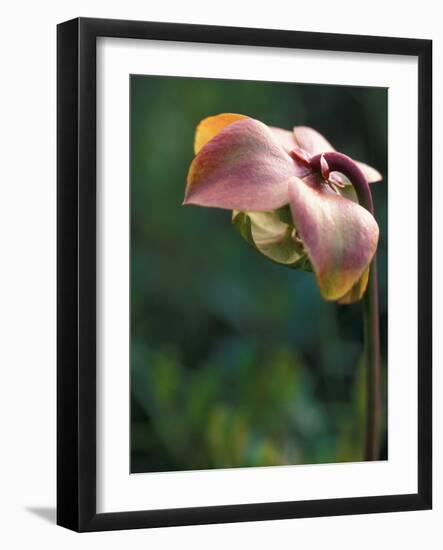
[185,118,299,212]
[337,267,370,304]
[194,113,248,154]
[288,177,379,301]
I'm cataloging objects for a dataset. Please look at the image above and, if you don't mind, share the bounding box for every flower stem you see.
[311,152,381,461]
[363,256,381,460]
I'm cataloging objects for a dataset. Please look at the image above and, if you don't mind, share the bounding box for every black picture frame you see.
[57,17,432,532]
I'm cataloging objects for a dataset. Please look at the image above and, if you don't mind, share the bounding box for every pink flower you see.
[183,114,381,303]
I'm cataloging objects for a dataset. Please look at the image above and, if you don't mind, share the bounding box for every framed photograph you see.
[57,17,432,531]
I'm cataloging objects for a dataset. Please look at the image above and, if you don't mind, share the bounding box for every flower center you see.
[290,147,346,194]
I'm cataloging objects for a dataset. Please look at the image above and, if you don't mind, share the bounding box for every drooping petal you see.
[194,113,247,154]
[293,126,335,156]
[288,177,379,301]
[232,210,310,268]
[185,119,300,212]
[325,175,373,303]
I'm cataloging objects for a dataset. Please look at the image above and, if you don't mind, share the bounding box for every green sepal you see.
[232,209,312,272]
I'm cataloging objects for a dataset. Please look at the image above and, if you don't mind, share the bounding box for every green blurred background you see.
[130,75,388,473]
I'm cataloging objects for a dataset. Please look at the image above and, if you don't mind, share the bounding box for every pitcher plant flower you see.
[183,113,383,461]
[184,113,381,303]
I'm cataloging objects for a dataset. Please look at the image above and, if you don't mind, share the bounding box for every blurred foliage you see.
[130,76,388,472]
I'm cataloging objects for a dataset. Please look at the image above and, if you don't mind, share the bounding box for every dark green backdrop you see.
[130,75,388,473]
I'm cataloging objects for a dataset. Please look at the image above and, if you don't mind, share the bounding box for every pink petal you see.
[288,177,379,301]
[293,126,335,156]
[184,119,301,212]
